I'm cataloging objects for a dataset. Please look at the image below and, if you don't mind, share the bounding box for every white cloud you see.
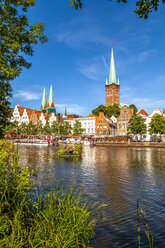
[56,104,86,116]
[14,91,41,100]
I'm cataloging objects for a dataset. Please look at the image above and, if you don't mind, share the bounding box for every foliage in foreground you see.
[58,144,82,156]
[0,141,95,247]
[70,0,165,19]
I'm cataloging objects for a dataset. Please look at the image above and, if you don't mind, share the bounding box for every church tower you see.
[47,85,56,115]
[105,48,120,107]
[40,87,47,113]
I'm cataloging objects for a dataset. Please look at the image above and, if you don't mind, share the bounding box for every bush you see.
[0,141,95,247]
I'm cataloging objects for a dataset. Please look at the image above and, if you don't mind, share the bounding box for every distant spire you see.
[106,77,108,85]
[109,48,117,85]
[65,106,67,116]
[41,87,47,108]
[117,78,120,85]
[48,84,54,107]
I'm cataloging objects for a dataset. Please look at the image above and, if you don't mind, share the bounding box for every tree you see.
[92,105,106,116]
[105,105,120,118]
[0,0,48,137]
[70,0,165,19]
[127,116,147,137]
[92,104,120,118]
[149,114,165,136]
[129,104,138,116]
[73,120,84,135]
[60,122,72,135]
[0,82,12,137]
[41,122,51,135]
[26,121,37,135]
[51,120,60,135]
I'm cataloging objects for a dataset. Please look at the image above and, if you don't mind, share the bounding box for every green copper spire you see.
[109,48,117,85]
[48,84,54,107]
[117,78,120,85]
[41,87,47,108]
[106,77,108,85]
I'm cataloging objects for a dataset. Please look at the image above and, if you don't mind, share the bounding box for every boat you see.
[13,139,50,146]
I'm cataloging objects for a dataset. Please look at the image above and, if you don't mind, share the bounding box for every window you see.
[101,116,102,119]
[100,131,102,134]
[123,130,125,135]
[122,114,125,119]
[103,125,107,128]
[126,114,128,119]
[119,123,121,128]
[104,120,105,123]
[126,123,128,127]
[97,125,99,128]
[100,125,102,128]
[103,130,107,134]
[101,120,102,123]
[97,131,99,135]
[123,123,125,128]
[119,130,121,135]
[98,121,100,123]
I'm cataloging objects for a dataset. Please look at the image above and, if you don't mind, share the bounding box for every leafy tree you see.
[37,121,43,135]
[70,0,165,19]
[92,104,120,118]
[73,120,84,135]
[0,0,48,137]
[149,114,165,135]
[129,104,138,116]
[60,122,72,135]
[92,105,107,116]
[51,120,60,135]
[26,121,37,135]
[105,105,120,118]
[0,82,12,137]
[127,115,147,136]
[41,122,51,135]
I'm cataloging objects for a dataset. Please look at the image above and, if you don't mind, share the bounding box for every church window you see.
[126,114,128,119]
[122,114,125,119]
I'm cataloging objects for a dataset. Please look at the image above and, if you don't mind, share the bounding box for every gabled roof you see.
[66,117,74,120]
[137,109,149,116]
[87,114,97,118]
[17,106,32,117]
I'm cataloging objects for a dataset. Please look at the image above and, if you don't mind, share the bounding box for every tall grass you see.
[0,141,95,247]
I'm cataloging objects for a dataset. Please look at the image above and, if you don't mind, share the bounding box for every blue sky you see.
[11,0,165,116]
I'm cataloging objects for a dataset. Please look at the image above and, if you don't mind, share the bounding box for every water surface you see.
[19,145,165,247]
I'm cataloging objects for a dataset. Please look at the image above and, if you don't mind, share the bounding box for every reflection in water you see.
[18,145,165,248]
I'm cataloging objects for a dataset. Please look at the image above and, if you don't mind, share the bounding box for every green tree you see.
[129,104,138,116]
[70,0,165,19]
[37,121,43,135]
[92,104,120,118]
[60,122,72,135]
[0,0,48,137]
[51,120,60,135]
[149,114,165,136]
[92,105,107,116]
[73,120,84,135]
[127,115,147,136]
[26,121,37,135]
[105,105,120,118]
[0,82,12,137]
[41,122,51,135]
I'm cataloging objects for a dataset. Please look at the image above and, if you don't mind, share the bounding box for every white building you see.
[65,114,96,135]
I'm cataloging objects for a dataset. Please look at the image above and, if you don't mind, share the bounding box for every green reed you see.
[0,141,95,248]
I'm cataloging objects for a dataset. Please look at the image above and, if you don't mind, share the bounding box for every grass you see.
[0,140,95,247]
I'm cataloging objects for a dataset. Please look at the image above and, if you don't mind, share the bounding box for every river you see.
[19,145,165,248]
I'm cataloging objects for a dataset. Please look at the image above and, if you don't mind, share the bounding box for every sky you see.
[11,0,165,116]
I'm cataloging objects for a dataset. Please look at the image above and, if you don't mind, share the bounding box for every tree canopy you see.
[73,120,84,135]
[0,0,48,137]
[127,115,147,135]
[92,104,120,118]
[129,104,138,116]
[70,0,165,19]
[149,114,165,135]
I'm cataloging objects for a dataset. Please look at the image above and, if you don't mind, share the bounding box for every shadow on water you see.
[18,145,165,248]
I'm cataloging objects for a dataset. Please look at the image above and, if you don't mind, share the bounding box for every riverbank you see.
[96,142,165,148]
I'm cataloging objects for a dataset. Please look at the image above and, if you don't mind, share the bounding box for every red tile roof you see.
[137,109,149,116]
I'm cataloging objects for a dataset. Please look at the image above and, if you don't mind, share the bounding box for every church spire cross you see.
[109,48,117,85]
